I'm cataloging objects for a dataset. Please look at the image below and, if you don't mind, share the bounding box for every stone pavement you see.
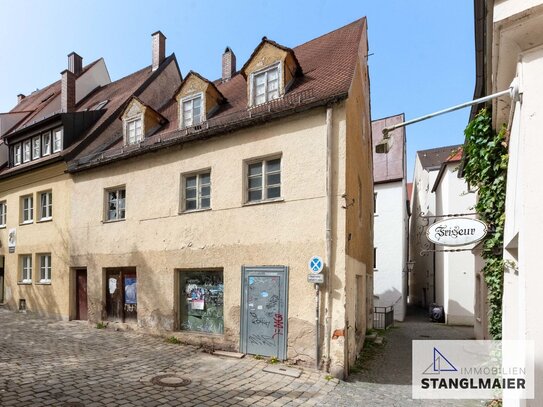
[0,308,336,406]
[0,306,486,406]
[321,306,486,406]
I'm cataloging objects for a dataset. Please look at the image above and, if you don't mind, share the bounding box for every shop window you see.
[106,268,137,322]
[179,270,224,334]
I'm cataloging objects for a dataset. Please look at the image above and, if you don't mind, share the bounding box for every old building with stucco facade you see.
[0,19,373,378]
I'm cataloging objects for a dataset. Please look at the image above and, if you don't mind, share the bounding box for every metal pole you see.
[381,84,517,137]
[315,283,320,370]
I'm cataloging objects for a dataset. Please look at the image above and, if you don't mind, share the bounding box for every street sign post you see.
[308,256,324,274]
[307,274,324,284]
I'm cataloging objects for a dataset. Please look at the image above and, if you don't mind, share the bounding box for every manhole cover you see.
[150,374,191,387]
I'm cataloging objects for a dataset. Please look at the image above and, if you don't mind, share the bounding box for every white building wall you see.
[502,46,543,407]
[435,164,476,326]
[374,181,407,321]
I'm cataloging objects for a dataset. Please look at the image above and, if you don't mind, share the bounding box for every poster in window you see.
[124,277,137,304]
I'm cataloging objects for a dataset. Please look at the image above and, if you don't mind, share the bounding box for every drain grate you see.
[150,374,192,388]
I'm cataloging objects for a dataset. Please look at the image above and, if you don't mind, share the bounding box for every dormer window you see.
[175,71,225,130]
[14,144,22,165]
[253,65,279,106]
[52,128,63,152]
[32,136,41,160]
[43,132,51,156]
[127,118,143,145]
[120,96,165,147]
[23,140,31,163]
[181,94,203,128]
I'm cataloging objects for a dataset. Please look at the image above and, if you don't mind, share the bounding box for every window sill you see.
[179,208,212,215]
[243,198,284,207]
[0,225,5,229]
[37,218,52,223]
[17,281,32,285]
[102,218,126,224]
[373,268,379,272]
[19,221,34,226]
[36,281,52,285]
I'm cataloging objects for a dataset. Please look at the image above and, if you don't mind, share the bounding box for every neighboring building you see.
[0,19,374,378]
[431,147,477,326]
[0,54,112,319]
[471,0,543,404]
[409,145,460,309]
[371,114,408,321]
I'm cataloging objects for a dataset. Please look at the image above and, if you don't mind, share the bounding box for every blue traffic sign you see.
[308,256,324,274]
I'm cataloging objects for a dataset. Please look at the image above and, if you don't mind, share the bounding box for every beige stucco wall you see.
[0,163,73,320]
[70,106,355,365]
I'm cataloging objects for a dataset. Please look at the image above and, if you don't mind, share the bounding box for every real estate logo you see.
[412,340,534,400]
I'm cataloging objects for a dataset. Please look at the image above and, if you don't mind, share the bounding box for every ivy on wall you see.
[462,108,508,339]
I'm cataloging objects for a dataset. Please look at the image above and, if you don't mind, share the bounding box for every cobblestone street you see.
[0,307,485,406]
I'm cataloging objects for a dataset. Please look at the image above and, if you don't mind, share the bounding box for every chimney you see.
[17,94,26,104]
[68,52,83,75]
[222,47,236,81]
[152,31,166,71]
[61,70,76,112]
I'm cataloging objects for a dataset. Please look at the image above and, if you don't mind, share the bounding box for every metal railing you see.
[373,306,394,330]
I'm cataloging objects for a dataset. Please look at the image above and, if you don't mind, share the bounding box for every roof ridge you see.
[293,17,366,51]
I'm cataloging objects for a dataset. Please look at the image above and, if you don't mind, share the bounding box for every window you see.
[126,118,143,145]
[373,248,377,269]
[20,255,32,283]
[252,65,279,106]
[53,128,63,152]
[39,191,52,220]
[14,143,22,166]
[181,95,202,128]
[32,136,41,160]
[42,132,51,156]
[374,192,377,214]
[183,172,211,211]
[247,157,281,202]
[23,140,31,163]
[179,270,224,334]
[21,195,33,224]
[0,201,6,227]
[106,188,126,221]
[39,254,52,283]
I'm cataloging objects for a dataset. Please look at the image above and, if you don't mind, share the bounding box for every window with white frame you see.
[106,187,126,221]
[42,132,51,156]
[32,136,41,160]
[53,128,63,152]
[21,195,33,223]
[39,254,52,283]
[246,157,281,202]
[20,255,32,283]
[183,171,211,211]
[39,191,52,220]
[252,65,280,106]
[0,201,6,227]
[14,143,22,166]
[181,95,202,128]
[23,140,31,162]
[126,118,143,145]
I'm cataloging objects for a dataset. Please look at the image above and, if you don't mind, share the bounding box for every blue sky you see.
[0,0,474,180]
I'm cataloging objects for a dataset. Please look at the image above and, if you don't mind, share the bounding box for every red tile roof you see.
[69,18,367,171]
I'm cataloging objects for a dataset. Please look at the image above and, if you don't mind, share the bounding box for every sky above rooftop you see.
[0,0,474,180]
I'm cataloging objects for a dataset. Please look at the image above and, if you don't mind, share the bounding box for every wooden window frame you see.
[21,195,33,224]
[38,253,52,283]
[181,170,211,213]
[180,93,204,129]
[39,190,53,221]
[245,155,282,204]
[104,187,126,222]
[250,63,281,107]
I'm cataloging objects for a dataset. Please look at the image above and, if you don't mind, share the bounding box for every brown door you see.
[75,269,88,320]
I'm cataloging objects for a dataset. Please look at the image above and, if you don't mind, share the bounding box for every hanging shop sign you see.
[426,217,487,247]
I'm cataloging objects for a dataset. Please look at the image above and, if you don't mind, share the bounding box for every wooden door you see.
[75,269,88,320]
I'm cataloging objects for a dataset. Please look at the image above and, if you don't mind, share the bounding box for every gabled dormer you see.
[120,96,166,145]
[175,71,225,129]
[241,37,302,108]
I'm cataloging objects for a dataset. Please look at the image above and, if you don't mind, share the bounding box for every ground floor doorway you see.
[240,266,288,360]
[0,267,4,303]
[105,268,137,322]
